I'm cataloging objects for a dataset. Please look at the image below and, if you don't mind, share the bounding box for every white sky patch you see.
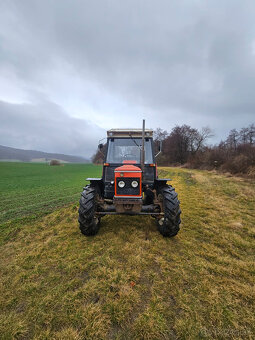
[0,68,30,104]
[251,40,255,55]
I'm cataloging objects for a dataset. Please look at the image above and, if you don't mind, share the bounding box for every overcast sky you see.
[0,0,254,157]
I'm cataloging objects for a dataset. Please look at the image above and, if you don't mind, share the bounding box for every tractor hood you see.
[114,164,142,173]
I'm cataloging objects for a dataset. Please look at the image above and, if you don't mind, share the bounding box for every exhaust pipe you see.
[141,119,145,176]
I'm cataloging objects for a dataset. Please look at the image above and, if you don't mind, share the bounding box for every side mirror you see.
[155,141,162,158]
[98,143,103,150]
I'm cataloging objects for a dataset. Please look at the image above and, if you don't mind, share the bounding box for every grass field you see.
[0,162,102,224]
[0,164,255,339]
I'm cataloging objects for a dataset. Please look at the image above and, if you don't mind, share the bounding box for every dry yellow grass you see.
[0,167,254,339]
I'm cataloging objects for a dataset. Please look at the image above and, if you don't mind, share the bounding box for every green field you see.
[0,163,255,339]
[0,162,102,224]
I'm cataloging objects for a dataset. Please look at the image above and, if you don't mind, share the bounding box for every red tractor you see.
[78,121,181,237]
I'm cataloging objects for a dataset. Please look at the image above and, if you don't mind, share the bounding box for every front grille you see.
[116,177,140,196]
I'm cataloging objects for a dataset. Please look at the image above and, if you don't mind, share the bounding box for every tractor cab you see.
[103,129,156,199]
[78,121,181,238]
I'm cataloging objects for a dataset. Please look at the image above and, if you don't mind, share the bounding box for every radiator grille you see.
[116,177,140,196]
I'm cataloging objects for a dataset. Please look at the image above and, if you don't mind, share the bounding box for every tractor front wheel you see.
[78,185,100,236]
[157,185,181,237]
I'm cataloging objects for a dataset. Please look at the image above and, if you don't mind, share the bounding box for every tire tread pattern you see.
[157,185,181,237]
[78,185,100,236]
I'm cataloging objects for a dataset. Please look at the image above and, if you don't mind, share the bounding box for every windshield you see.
[106,138,153,164]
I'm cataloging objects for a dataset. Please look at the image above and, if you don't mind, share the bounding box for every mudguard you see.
[86,178,104,195]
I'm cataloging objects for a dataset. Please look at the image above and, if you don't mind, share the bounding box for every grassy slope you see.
[0,162,102,224]
[0,167,254,339]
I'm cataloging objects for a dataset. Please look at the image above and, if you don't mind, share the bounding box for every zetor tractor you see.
[78,120,181,237]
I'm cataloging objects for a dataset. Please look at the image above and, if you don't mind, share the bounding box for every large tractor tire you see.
[78,185,100,236]
[157,185,181,237]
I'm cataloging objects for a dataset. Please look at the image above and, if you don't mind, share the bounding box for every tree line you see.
[155,124,255,176]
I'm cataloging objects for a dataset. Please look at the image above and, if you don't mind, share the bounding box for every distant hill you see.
[0,145,89,163]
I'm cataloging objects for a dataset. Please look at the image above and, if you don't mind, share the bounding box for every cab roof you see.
[107,129,153,138]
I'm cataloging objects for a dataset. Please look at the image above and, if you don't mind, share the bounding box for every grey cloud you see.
[0,100,104,157]
[0,0,254,146]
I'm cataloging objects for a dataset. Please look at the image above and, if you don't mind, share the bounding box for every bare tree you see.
[92,144,106,164]
[194,126,213,153]
[163,125,212,164]
[226,129,239,150]
[239,127,249,144]
[247,124,255,145]
[154,128,168,141]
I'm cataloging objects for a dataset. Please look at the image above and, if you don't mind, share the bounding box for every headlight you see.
[118,180,125,188]
[131,180,139,188]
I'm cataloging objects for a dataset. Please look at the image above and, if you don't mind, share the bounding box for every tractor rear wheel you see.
[78,185,100,236]
[157,185,181,237]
